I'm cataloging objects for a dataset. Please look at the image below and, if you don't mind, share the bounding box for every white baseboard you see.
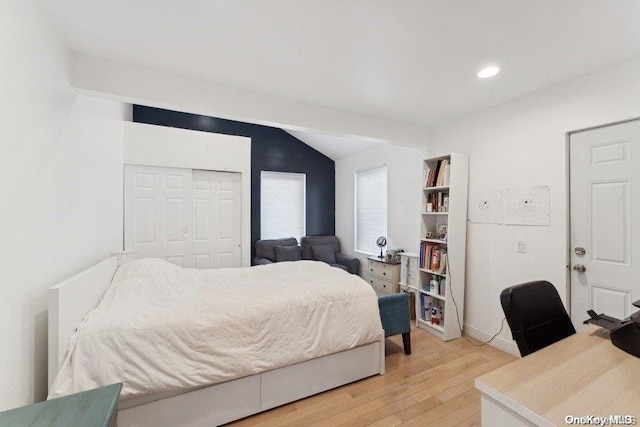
[463,323,520,357]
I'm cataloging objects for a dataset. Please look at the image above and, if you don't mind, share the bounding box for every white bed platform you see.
[48,257,385,426]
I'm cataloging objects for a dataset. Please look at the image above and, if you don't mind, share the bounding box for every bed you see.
[48,257,385,426]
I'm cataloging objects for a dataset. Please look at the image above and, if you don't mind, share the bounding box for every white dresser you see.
[366,256,400,295]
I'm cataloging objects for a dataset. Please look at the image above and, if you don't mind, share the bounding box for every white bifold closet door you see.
[124,165,241,269]
[191,169,242,269]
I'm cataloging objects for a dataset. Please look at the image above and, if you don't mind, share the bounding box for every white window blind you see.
[355,166,387,254]
[260,171,306,241]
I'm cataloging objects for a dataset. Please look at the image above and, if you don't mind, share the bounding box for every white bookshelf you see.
[417,153,468,341]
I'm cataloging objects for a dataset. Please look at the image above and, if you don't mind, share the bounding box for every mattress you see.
[49,258,384,400]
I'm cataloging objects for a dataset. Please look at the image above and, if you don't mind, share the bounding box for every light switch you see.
[517,240,527,253]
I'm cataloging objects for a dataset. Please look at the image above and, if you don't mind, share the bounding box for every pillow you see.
[274,245,301,262]
[311,244,337,264]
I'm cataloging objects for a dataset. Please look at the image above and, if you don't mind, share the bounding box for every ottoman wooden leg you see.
[402,332,411,355]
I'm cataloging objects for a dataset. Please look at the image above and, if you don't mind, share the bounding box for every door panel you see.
[193,199,210,241]
[589,180,630,264]
[124,165,193,267]
[134,197,155,244]
[569,120,640,330]
[191,170,242,269]
[219,252,235,269]
[591,285,631,320]
[194,254,210,270]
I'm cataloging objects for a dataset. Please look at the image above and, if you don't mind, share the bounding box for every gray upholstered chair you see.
[378,293,411,355]
[253,237,300,265]
[300,235,360,274]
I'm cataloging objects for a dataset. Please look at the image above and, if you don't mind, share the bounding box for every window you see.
[260,171,306,241]
[355,166,387,254]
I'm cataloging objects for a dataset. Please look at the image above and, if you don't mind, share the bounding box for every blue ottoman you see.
[378,293,411,355]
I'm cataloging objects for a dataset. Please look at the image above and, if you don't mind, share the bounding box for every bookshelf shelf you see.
[419,268,446,277]
[421,238,447,244]
[417,153,468,342]
[423,185,450,192]
[417,318,444,333]
[419,288,445,301]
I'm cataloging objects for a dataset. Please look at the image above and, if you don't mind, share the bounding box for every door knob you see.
[573,264,586,272]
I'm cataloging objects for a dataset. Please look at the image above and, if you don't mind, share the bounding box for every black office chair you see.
[500,281,576,357]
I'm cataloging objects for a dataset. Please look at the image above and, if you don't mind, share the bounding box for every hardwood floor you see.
[229,326,515,426]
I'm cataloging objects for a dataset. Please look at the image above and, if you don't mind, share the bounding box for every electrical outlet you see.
[517,240,527,253]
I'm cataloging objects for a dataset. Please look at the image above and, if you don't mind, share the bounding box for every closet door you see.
[192,170,242,269]
[124,166,242,269]
[124,165,193,267]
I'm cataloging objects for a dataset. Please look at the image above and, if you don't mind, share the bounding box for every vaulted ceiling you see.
[37,0,640,157]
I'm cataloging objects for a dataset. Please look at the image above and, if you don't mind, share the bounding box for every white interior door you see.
[124,165,193,267]
[192,170,242,269]
[569,120,640,330]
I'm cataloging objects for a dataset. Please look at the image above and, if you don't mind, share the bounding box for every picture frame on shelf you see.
[437,224,448,241]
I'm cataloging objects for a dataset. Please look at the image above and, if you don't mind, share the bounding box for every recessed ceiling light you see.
[477,66,500,79]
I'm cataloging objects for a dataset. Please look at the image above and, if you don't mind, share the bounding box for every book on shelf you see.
[419,242,433,269]
[431,248,441,272]
[425,160,441,187]
[420,293,428,320]
[443,161,450,186]
[419,293,445,325]
[425,159,451,188]
[435,160,444,187]
[441,160,450,186]
[435,159,449,187]
[420,244,447,272]
[426,191,449,212]
[433,160,442,186]
[424,168,433,188]
[438,252,447,274]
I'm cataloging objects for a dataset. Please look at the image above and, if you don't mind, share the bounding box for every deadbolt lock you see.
[574,247,586,256]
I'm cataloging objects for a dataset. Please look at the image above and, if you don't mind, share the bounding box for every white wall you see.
[71,54,429,148]
[123,122,252,266]
[0,1,127,409]
[336,144,423,275]
[431,58,640,355]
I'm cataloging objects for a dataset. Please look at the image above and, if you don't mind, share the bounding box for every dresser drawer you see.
[366,257,400,294]
[367,276,395,294]
[368,260,395,280]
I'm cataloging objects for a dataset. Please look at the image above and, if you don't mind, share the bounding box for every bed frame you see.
[48,257,385,426]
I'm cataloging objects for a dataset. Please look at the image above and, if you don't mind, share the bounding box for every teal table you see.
[0,383,122,427]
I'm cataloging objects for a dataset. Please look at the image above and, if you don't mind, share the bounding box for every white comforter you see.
[49,258,383,400]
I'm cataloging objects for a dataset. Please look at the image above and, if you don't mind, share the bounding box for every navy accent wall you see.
[132,105,335,260]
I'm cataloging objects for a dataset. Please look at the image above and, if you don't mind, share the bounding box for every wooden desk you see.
[0,383,122,427]
[475,327,640,426]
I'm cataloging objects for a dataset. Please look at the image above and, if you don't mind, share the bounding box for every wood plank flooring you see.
[229,326,515,426]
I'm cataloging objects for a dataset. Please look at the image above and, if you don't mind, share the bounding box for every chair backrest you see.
[255,238,298,262]
[300,235,340,260]
[500,280,576,357]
